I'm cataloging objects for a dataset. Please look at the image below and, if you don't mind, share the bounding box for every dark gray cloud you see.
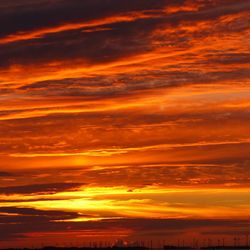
[0,0,171,38]
[0,0,249,69]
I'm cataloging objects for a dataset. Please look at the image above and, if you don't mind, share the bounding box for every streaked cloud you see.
[0,0,249,247]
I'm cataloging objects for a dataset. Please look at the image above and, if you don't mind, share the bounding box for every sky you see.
[0,0,250,248]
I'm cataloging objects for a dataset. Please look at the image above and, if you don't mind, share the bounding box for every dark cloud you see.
[0,0,249,69]
[0,182,84,195]
[17,68,250,98]
[1,215,249,241]
[0,206,80,241]
[0,0,247,39]
[0,0,170,38]
[0,17,159,68]
[0,207,79,223]
[0,171,13,177]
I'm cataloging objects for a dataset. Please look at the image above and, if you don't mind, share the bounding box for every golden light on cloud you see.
[1,186,250,221]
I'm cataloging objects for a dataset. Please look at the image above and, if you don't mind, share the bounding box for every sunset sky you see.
[0,0,250,248]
